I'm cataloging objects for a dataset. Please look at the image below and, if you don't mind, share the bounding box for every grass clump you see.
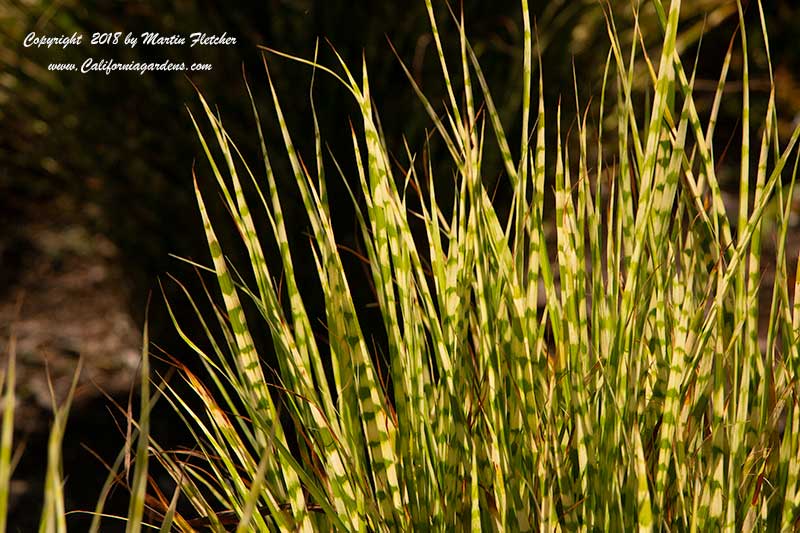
[166,0,800,530]
[3,0,800,530]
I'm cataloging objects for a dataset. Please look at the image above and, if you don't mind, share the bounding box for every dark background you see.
[1,0,799,529]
